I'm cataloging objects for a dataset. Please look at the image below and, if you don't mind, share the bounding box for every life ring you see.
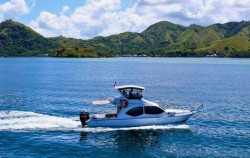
[120,100,129,108]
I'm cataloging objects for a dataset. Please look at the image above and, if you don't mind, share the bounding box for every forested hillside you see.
[1,20,250,57]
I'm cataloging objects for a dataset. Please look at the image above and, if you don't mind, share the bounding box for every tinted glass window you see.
[144,106,164,115]
[126,107,143,117]
[120,88,143,99]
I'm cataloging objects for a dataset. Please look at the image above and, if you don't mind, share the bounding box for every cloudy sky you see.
[0,0,250,39]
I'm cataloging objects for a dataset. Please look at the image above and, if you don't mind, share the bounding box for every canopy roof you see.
[115,85,145,90]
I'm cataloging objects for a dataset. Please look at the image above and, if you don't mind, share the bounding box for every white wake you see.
[0,111,190,132]
[0,110,80,131]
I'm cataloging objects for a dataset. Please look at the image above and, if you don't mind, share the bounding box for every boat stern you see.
[80,111,90,126]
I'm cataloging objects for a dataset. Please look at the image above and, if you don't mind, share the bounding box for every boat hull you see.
[86,113,193,127]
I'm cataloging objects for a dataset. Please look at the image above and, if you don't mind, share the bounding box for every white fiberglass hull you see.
[86,113,193,127]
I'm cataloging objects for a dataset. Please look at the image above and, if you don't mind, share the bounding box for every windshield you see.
[120,88,143,99]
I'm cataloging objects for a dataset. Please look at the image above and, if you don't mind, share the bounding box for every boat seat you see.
[92,114,106,119]
[106,113,117,118]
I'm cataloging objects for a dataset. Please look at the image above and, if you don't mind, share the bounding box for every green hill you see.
[0,20,58,56]
[1,20,250,57]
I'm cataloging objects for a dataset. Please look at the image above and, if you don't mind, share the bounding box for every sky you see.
[0,0,250,39]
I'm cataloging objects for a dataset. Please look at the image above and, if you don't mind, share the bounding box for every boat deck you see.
[92,113,117,119]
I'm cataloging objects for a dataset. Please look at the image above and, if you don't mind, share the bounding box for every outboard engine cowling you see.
[80,111,90,126]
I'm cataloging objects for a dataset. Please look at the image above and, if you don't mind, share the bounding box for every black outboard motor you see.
[80,111,90,126]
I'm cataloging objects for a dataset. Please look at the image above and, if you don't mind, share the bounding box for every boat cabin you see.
[115,85,144,99]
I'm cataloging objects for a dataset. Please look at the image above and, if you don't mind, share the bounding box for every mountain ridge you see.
[1,19,250,57]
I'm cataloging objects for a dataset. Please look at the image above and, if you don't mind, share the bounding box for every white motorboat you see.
[80,85,202,127]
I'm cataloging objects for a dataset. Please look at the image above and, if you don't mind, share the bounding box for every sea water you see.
[0,57,249,157]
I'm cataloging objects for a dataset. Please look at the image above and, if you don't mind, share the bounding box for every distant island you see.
[0,19,250,57]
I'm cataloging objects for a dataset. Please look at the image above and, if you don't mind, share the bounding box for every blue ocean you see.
[0,57,249,157]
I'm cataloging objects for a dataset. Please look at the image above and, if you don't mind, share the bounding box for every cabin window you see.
[120,88,143,99]
[126,107,143,117]
[144,106,165,115]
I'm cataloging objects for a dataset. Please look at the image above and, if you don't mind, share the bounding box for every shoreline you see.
[1,56,250,59]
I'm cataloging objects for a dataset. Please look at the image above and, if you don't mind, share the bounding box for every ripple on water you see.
[1,58,250,157]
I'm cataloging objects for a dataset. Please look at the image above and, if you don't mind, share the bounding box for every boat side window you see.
[126,107,143,117]
[144,106,165,115]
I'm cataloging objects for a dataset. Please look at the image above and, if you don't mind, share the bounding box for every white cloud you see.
[0,0,33,21]
[134,0,250,25]
[30,0,123,39]
[29,0,250,39]
[71,0,121,27]
[60,6,69,15]
[29,11,82,38]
